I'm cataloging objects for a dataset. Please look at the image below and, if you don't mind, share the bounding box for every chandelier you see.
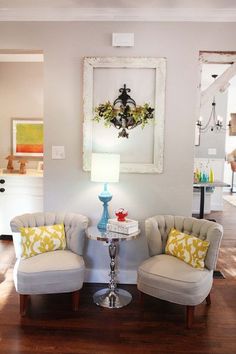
[196,74,227,133]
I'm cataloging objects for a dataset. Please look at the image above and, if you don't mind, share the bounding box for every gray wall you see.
[1,21,235,282]
[0,62,43,169]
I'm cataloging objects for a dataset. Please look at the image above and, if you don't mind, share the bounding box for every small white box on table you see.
[107,218,138,235]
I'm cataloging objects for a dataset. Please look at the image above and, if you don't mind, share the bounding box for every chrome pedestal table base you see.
[86,226,140,309]
[93,239,132,309]
[93,288,132,308]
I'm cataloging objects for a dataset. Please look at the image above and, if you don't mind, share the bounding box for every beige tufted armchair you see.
[10,212,88,316]
[137,215,223,328]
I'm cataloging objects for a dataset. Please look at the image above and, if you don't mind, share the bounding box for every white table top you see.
[86,226,140,242]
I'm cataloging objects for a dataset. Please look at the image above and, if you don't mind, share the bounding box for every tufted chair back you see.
[10,212,88,257]
[145,215,223,270]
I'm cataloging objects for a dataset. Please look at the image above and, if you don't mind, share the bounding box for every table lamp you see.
[91,153,120,231]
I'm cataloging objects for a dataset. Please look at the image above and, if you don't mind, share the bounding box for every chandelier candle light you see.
[91,153,120,231]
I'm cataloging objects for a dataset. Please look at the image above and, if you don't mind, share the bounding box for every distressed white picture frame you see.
[83,57,166,173]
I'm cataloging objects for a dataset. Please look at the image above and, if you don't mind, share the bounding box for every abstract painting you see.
[12,119,43,157]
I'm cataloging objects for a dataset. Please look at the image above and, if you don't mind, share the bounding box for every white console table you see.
[0,169,43,235]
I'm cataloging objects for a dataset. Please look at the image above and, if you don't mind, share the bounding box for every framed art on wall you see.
[12,119,44,157]
[83,57,166,174]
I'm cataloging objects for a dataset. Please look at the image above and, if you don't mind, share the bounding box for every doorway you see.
[0,50,44,237]
[194,51,236,215]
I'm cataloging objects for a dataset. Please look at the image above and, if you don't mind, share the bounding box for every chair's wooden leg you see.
[20,294,29,317]
[186,306,195,329]
[72,290,80,311]
[206,293,211,305]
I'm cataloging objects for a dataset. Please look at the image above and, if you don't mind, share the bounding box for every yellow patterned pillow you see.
[20,224,66,259]
[165,228,210,269]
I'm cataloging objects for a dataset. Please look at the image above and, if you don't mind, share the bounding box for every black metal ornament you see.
[110,84,154,138]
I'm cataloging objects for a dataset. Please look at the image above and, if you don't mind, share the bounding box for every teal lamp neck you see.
[100,183,111,197]
[97,183,112,231]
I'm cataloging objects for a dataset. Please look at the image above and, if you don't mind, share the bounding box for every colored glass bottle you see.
[209,168,214,183]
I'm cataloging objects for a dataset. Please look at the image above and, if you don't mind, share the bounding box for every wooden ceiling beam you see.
[201,62,236,106]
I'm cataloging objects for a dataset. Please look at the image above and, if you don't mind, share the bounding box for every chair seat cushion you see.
[14,250,85,295]
[138,254,213,306]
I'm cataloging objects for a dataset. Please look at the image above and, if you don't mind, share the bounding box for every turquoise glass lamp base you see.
[97,183,112,231]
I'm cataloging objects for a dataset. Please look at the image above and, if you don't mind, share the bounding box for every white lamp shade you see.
[91,153,120,183]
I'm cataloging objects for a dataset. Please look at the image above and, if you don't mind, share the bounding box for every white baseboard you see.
[85,268,137,284]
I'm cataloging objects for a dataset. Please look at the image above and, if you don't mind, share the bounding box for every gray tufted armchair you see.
[10,212,88,316]
[137,215,223,328]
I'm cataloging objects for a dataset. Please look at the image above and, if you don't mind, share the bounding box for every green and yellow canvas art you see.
[13,119,43,156]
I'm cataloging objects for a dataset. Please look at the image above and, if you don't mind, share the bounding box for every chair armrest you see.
[64,214,88,256]
[145,216,165,256]
[204,223,223,270]
[12,232,22,259]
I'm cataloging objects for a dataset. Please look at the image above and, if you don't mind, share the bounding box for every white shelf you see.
[0,168,43,177]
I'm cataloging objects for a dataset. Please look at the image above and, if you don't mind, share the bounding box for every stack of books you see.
[106,218,138,235]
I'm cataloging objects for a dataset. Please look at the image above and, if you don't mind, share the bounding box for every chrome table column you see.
[86,226,140,309]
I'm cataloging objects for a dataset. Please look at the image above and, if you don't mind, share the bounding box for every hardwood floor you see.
[0,200,235,354]
[209,199,236,279]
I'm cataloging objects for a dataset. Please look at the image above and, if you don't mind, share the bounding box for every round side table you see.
[86,226,140,309]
